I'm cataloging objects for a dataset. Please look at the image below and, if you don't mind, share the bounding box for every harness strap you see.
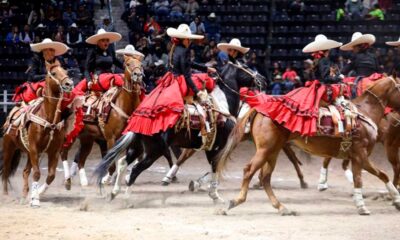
[110,102,130,119]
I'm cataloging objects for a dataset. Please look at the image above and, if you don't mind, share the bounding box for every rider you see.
[73,28,124,94]
[13,38,69,103]
[340,32,381,77]
[217,38,249,66]
[122,23,216,136]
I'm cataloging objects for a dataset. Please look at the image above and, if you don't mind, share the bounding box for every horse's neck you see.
[218,82,240,117]
[354,88,386,125]
[42,84,61,123]
[117,87,141,114]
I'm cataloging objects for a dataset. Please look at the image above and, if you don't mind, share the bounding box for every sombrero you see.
[217,38,250,54]
[166,24,203,39]
[386,37,400,47]
[302,34,342,53]
[340,32,376,51]
[30,38,69,56]
[86,28,122,45]
[116,44,144,59]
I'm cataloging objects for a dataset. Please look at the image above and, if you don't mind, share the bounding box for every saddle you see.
[82,87,120,123]
[317,98,360,158]
[176,96,223,151]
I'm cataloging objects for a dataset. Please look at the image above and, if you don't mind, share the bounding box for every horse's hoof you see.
[393,201,400,211]
[30,199,40,208]
[19,198,28,205]
[212,197,225,205]
[317,183,328,191]
[64,178,72,191]
[107,192,117,202]
[300,181,309,189]
[188,180,200,192]
[227,200,237,210]
[171,176,178,183]
[214,208,228,215]
[357,206,371,215]
[252,182,263,189]
[161,181,170,186]
[279,207,297,216]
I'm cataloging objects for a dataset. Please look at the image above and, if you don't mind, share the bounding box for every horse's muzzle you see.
[62,78,74,92]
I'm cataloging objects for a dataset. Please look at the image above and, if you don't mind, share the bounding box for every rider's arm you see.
[180,48,199,94]
[28,54,46,82]
[84,48,95,82]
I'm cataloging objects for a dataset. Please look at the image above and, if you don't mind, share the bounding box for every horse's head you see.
[385,76,400,112]
[45,60,73,94]
[123,55,143,88]
[220,62,266,91]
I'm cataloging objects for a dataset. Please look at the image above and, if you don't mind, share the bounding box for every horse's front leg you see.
[28,148,41,208]
[38,149,60,196]
[60,147,72,190]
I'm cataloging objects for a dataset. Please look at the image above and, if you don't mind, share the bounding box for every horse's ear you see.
[45,59,60,71]
[45,61,52,71]
[123,55,131,63]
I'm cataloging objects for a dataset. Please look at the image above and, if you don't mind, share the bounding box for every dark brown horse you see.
[217,76,400,215]
[1,62,74,207]
[61,56,146,189]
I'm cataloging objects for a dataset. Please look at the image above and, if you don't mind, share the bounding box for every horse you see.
[216,76,400,215]
[1,62,74,207]
[319,111,400,191]
[60,55,153,189]
[94,62,264,201]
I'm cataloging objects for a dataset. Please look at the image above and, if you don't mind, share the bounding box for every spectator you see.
[247,51,262,73]
[288,0,305,16]
[282,66,298,91]
[19,24,35,45]
[143,16,161,36]
[34,23,49,41]
[271,75,283,95]
[384,48,396,73]
[302,59,314,82]
[44,5,60,33]
[5,25,20,45]
[272,61,282,79]
[186,0,199,17]
[130,0,140,9]
[63,5,77,26]
[61,49,80,70]
[189,16,205,35]
[66,23,82,47]
[378,0,393,10]
[137,36,150,55]
[153,0,170,17]
[170,0,186,20]
[98,15,115,32]
[345,0,364,20]
[204,12,221,42]
[27,10,40,27]
[150,35,168,65]
[76,4,91,26]
[365,4,385,20]
[53,25,66,43]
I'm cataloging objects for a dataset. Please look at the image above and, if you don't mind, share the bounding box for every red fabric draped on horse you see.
[123,72,215,136]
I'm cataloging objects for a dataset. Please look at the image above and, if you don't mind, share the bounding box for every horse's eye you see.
[126,64,130,67]
[51,72,56,76]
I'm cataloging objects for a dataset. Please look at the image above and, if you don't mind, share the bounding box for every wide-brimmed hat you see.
[154,59,164,66]
[86,28,122,45]
[35,23,46,29]
[303,34,342,53]
[70,23,78,28]
[166,24,204,39]
[304,59,314,65]
[340,32,376,51]
[116,44,144,59]
[208,12,216,18]
[386,37,400,47]
[217,38,250,54]
[30,38,69,56]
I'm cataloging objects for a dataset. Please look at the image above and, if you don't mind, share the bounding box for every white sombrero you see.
[86,28,122,45]
[30,38,69,56]
[166,24,204,39]
[340,32,376,51]
[302,34,342,53]
[386,37,400,47]
[116,44,144,59]
[217,38,250,54]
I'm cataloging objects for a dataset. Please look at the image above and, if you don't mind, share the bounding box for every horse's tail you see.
[94,132,137,185]
[0,148,21,188]
[216,109,257,178]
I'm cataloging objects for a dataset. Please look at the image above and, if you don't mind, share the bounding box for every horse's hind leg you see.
[350,152,370,215]
[362,158,400,211]
[75,137,95,186]
[318,157,332,191]
[28,148,41,207]
[1,140,17,195]
[283,144,308,189]
[385,142,400,190]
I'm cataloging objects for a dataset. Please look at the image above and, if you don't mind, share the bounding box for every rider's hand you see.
[87,81,93,90]
[207,67,217,74]
[196,90,209,104]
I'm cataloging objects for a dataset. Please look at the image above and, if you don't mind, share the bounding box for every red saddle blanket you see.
[240,81,347,136]
[73,73,124,95]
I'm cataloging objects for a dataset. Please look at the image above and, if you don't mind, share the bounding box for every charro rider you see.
[13,38,69,103]
[73,28,124,94]
[217,38,249,66]
[340,32,381,77]
[122,23,216,136]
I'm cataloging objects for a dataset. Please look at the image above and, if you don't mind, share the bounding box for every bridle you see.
[123,59,143,93]
[45,65,73,99]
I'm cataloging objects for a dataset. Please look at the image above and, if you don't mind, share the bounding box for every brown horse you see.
[217,76,400,215]
[61,56,144,189]
[1,62,74,207]
[320,111,400,191]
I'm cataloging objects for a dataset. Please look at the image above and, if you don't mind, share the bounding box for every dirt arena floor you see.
[0,141,399,240]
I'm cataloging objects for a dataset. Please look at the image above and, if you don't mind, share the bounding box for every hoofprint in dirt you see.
[0,142,399,240]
